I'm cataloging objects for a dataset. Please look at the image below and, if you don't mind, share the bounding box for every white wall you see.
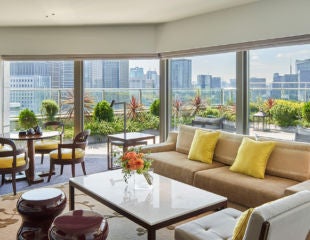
[0,25,157,55]
[0,0,309,56]
[156,0,310,53]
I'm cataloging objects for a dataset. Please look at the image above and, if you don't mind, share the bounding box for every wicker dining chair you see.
[47,129,91,182]
[0,137,29,195]
[35,121,64,164]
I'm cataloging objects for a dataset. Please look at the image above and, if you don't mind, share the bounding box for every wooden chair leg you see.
[48,161,54,182]
[81,162,86,175]
[25,169,30,185]
[71,164,75,177]
[1,174,5,185]
[12,172,16,195]
[60,165,64,175]
[40,154,44,164]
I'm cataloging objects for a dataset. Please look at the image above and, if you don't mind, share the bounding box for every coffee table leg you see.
[69,184,75,210]
[148,229,156,240]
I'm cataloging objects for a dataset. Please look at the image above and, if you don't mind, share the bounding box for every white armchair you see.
[175,190,310,240]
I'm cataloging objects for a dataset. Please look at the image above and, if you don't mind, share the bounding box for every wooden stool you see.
[48,209,109,240]
[16,188,66,240]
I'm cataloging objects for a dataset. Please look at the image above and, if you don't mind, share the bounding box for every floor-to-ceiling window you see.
[5,59,160,140]
[248,43,310,141]
[169,52,236,132]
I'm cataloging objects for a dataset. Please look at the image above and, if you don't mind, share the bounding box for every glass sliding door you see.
[6,60,74,139]
[169,53,236,132]
[249,44,310,142]
[83,59,160,142]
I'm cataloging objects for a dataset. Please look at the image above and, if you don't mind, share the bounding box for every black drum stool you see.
[48,209,109,240]
[16,187,67,240]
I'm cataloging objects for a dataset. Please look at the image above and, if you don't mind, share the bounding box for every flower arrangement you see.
[117,147,153,185]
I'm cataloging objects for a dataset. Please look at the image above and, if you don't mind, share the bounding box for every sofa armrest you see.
[285,180,310,196]
[141,131,178,153]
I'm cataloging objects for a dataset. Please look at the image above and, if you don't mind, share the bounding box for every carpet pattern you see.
[0,183,175,240]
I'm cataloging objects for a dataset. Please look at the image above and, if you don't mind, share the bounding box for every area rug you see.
[0,183,176,240]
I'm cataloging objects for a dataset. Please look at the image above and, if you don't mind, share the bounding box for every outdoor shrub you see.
[40,99,59,121]
[18,108,38,129]
[85,120,115,135]
[150,99,160,116]
[249,102,260,114]
[270,100,302,127]
[199,107,220,117]
[93,100,114,122]
[302,102,310,122]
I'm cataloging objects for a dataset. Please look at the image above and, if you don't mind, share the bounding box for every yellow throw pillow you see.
[232,208,254,240]
[188,130,220,163]
[230,137,275,179]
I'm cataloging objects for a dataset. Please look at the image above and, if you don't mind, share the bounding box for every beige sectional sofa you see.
[142,125,310,209]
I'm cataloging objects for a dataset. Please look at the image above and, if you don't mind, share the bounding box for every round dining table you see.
[7,131,61,184]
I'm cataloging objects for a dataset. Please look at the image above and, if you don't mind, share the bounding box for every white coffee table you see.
[69,170,227,240]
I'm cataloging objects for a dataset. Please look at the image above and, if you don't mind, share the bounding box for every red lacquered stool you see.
[48,209,109,240]
[17,188,67,240]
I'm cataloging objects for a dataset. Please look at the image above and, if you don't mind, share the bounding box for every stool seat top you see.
[21,188,64,205]
[54,210,105,234]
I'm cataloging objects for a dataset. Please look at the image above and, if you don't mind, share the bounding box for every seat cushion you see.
[175,208,241,240]
[194,166,298,208]
[149,151,224,185]
[50,148,85,160]
[0,154,26,168]
[35,140,59,150]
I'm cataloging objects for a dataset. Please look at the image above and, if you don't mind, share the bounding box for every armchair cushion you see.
[50,148,85,160]
[175,208,241,240]
[0,154,26,168]
[35,140,59,150]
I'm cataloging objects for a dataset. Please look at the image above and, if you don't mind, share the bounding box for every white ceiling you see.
[0,0,259,27]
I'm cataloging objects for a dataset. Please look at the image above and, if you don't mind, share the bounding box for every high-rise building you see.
[250,77,267,101]
[211,77,221,89]
[129,67,145,88]
[170,59,192,89]
[84,60,103,88]
[271,73,298,100]
[102,60,129,88]
[146,70,159,88]
[197,75,211,89]
[296,59,310,101]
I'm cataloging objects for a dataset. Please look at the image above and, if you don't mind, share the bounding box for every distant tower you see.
[170,59,192,89]
[129,67,145,88]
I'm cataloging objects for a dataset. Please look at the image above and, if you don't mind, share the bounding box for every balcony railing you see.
[10,87,310,118]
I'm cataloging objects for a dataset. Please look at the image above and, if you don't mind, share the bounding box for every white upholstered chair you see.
[175,190,310,240]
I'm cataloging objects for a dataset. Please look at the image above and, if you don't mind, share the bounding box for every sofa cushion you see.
[193,166,298,208]
[188,130,220,164]
[230,137,275,179]
[214,131,247,166]
[176,125,199,154]
[260,138,310,182]
[149,151,224,185]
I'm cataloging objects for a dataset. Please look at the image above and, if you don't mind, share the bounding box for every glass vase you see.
[133,171,153,190]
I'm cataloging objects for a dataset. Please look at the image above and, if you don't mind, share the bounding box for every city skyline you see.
[129,44,310,84]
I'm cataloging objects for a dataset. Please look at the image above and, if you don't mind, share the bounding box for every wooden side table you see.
[16,188,66,240]
[48,209,109,240]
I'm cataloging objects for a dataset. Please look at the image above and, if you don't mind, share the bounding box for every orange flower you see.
[125,151,137,160]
